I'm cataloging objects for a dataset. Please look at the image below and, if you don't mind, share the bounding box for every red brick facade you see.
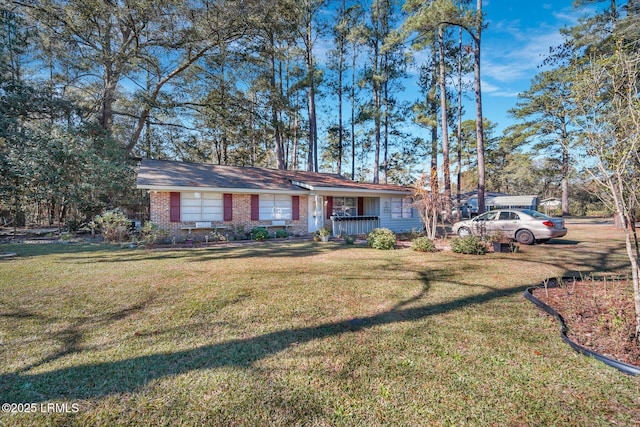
[150,191,308,239]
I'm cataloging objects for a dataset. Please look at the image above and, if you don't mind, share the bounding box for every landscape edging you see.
[523,280,640,376]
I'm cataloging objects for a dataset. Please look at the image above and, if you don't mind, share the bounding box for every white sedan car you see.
[451,209,567,245]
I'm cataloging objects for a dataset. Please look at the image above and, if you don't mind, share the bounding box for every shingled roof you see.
[137,159,412,194]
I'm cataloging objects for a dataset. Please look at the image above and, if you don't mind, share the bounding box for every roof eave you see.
[306,186,413,196]
[137,184,308,195]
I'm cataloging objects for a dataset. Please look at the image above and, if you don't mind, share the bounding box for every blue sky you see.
[313,0,604,176]
[393,0,599,141]
[458,0,596,133]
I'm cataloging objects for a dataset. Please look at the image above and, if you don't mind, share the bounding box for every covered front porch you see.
[308,195,382,236]
[330,215,380,236]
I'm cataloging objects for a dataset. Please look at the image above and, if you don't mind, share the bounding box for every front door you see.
[308,195,324,232]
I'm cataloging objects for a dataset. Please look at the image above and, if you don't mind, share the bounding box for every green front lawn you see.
[1,224,638,426]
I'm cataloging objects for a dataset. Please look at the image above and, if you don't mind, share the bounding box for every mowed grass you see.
[1,223,639,426]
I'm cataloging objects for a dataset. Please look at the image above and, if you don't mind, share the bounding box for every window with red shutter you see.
[326,196,333,220]
[170,192,181,222]
[223,194,233,221]
[292,196,300,220]
[251,195,259,221]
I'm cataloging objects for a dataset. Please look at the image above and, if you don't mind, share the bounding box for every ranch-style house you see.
[136,159,423,239]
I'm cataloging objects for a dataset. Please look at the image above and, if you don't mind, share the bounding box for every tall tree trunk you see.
[279,60,288,169]
[383,80,389,184]
[561,120,570,216]
[373,83,381,184]
[351,41,357,181]
[305,0,318,172]
[99,20,117,132]
[456,23,463,220]
[371,0,382,184]
[438,26,452,221]
[270,46,285,169]
[336,0,346,176]
[308,78,317,172]
[430,43,439,197]
[474,0,485,214]
[381,1,389,184]
[292,106,299,169]
[337,64,344,175]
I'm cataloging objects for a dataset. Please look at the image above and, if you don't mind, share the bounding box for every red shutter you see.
[326,196,333,219]
[251,195,259,221]
[169,192,180,222]
[223,194,233,221]
[292,196,300,220]
[357,197,364,216]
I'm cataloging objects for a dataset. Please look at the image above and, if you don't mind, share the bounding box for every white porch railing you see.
[330,216,380,236]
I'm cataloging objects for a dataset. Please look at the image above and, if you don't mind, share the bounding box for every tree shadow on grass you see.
[545,238,581,245]
[0,278,531,403]
[56,240,356,264]
[7,243,117,259]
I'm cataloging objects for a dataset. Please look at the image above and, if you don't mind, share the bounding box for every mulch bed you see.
[532,278,640,367]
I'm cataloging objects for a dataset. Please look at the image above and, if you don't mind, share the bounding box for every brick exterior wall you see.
[150,191,309,240]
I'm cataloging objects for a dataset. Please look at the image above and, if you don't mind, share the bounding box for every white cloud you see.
[480,5,585,84]
[481,80,519,98]
[483,30,566,83]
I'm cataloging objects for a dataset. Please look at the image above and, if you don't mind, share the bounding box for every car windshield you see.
[520,209,551,219]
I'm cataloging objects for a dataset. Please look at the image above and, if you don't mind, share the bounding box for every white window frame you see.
[391,197,413,219]
[331,196,357,217]
[181,192,223,222]
[259,194,292,220]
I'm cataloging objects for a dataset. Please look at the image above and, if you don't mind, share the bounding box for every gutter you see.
[137,185,308,195]
[291,181,413,196]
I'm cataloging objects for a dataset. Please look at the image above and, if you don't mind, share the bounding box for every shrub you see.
[411,236,436,252]
[275,229,289,238]
[139,221,169,245]
[450,235,487,255]
[65,219,83,235]
[314,227,331,241]
[232,224,250,240]
[343,235,355,245]
[251,226,269,241]
[208,230,225,242]
[94,209,130,242]
[487,231,510,244]
[367,228,396,250]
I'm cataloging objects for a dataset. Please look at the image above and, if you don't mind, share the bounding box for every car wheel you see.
[516,229,535,245]
[457,227,472,238]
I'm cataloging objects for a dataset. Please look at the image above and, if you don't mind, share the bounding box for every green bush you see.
[94,209,130,242]
[275,229,289,238]
[450,235,487,255]
[411,236,436,252]
[65,218,83,235]
[251,227,269,241]
[139,221,169,245]
[367,228,396,250]
[343,235,355,245]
